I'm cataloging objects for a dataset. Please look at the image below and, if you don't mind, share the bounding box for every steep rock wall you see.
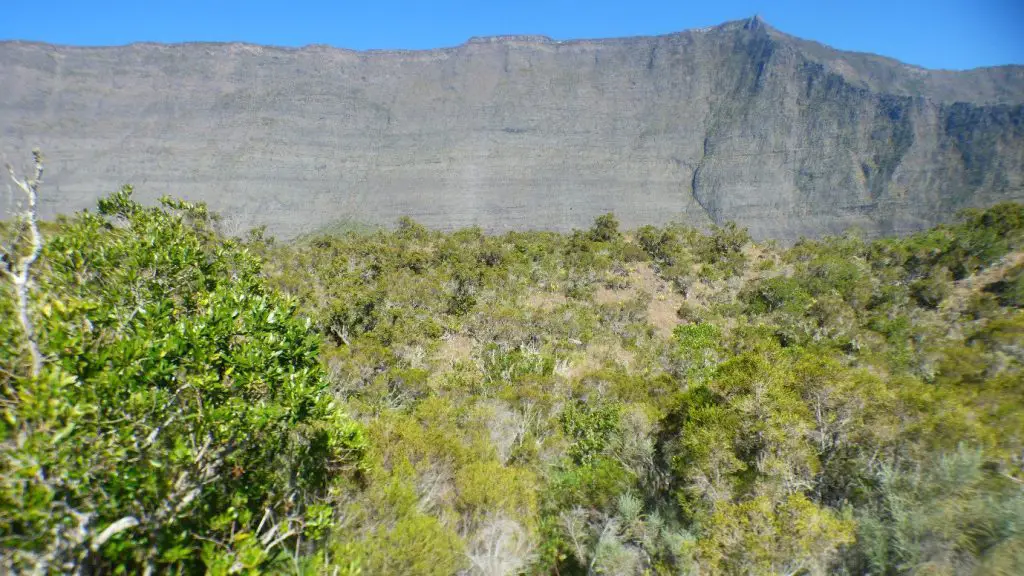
[1,18,1022,240]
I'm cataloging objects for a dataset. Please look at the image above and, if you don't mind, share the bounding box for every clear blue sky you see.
[2,0,1022,70]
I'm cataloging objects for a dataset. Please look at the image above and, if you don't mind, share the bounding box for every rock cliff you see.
[2,17,1022,240]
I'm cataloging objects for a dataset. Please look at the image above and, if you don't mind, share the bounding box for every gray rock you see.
[2,16,1022,241]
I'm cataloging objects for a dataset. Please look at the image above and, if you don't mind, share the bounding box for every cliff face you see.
[2,17,1023,241]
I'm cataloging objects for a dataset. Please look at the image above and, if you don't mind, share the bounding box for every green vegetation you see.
[3,166,1023,574]
[2,186,364,573]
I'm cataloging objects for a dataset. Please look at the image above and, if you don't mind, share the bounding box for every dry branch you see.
[3,148,45,377]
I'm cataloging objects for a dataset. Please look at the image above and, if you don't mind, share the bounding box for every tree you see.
[589,213,621,243]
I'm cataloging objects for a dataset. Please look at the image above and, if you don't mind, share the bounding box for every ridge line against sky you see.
[1,0,1022,71]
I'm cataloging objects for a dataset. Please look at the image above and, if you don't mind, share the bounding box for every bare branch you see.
[91,516,140,552]
[4,148,45,377]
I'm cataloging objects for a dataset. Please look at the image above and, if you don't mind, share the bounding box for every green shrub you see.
[0,188,365,573]
[560,402,621,466]
[983,263,1024,307]
[355,511,464,575]
[911,266,954,308]
[851,447,1024,575]
[742,276,813,316]
[589,213,622,243]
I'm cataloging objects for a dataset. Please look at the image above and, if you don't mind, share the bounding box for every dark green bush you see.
[589,213,621,243]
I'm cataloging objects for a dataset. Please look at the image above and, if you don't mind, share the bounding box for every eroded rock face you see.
[2,17,1022,241]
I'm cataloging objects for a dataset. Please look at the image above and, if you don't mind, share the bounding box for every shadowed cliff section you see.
[1,17,1023,241]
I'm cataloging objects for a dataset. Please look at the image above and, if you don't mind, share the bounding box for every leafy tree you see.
[589,213,621,243]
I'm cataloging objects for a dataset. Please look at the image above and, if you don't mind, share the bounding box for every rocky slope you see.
[1,17,1022,240]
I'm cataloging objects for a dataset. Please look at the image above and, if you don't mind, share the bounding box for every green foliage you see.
[873,202,1024,280]
[852,447,1024,575]
[743,276,813,316]
[671,322,722,383]
[561,402,621,466]
[588,213,622,243]
[0,188,365,573]
[911,266,954,308]
[984,263,1024,307]
[699,494,854,575]
[697,222,750,277]
[667,345,823,517]
[481,343,554,388]
[285,203,1024,575]
[6,194,1024,575]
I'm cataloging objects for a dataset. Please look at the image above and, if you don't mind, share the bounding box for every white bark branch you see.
[4,148,45,377]
[91,516,140,552]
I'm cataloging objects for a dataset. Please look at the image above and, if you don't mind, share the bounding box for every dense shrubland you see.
[2,164,1023,573]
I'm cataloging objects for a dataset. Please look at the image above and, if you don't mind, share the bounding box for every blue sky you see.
[1,0,1021,70]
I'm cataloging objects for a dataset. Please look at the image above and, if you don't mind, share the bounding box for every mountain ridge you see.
[5,17,1021,78]
[2,17,1022,240]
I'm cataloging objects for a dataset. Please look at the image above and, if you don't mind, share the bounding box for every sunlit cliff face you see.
[1,17,1022,242]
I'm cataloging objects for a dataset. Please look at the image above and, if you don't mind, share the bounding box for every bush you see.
[561,402,621,466]
[984,263,1024,308]
[911,266,954,309]
[742,276,813,316]
[0,188,365,573]
[851,447,1024,575]
[589,213,621,243]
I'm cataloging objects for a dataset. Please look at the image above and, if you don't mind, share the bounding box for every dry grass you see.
[560,341,637,381]
[634,264,685,338]
[435,333,476,367]
[524,290,568,311]
[593,263,686,339]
